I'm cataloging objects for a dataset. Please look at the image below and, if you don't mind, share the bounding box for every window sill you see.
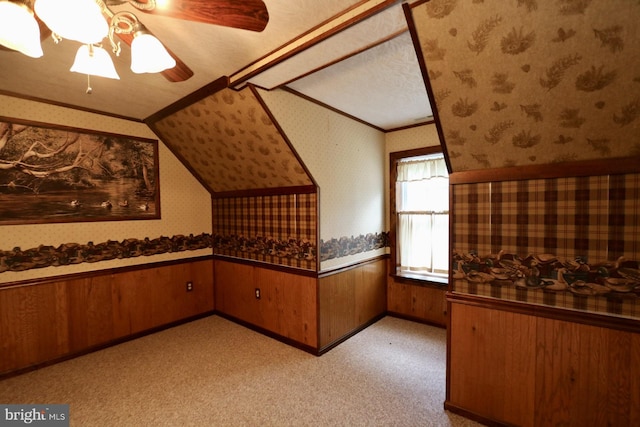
[390,272,449,289]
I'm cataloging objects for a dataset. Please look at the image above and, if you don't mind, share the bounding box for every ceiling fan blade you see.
[158,45,194,82]
[135,0,269,32]
[115,32,194,82]
[37,17,52,42]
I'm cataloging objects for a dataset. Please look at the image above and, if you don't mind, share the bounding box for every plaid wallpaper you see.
[212,193,317,270]
[452,173,640,319]
[452,182,492,256]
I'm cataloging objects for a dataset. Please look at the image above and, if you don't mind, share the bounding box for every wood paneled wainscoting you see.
[214,257,387,354]
[318,258,387,352]
[446,294,640,427]
[0,257,214,378]
[386,273,447,328]
[214,258,318,352]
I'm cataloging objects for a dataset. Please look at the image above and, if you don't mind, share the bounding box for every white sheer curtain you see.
[396,156,449,276]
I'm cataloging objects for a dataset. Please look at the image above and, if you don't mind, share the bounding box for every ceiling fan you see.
[0,0,269,83]
[104,0,270,82]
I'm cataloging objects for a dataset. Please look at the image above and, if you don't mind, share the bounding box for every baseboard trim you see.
[214,311,318,355]
[317,313,387,355]
[0,310,216,380]
[444,401,515,427]
[386,311,446,329]
[2,311,442,379]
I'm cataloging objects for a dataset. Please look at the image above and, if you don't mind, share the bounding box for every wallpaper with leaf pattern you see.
[411,0,640,171]
[151,86,313,192]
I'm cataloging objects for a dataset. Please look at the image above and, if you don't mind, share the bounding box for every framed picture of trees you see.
[0,117,160,225]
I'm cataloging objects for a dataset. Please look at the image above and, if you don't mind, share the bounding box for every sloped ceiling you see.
[150,85,313,193]
[0,1,432,131]
[410,0,640,172]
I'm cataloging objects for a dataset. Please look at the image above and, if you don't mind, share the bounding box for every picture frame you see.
[0,116,160,225]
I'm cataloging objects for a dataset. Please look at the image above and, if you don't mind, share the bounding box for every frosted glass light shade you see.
[70,45,120,79]
[0,1,43,58]
[130,33,176,73]
[34,0,108,44]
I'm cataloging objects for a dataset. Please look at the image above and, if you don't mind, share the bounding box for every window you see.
[391,148,449,284]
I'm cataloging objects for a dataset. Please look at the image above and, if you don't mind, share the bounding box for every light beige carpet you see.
[0,315,480,426]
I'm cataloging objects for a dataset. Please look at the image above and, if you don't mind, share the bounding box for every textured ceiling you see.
[410,0,640,172]
[0,1,431,130]
[286,32,431,130]
[244,3,432,130]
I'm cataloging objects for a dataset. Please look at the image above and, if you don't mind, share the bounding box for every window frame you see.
[389,146,449,288]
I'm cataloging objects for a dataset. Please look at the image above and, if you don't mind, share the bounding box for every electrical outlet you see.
[186,281,193,292]
[255,288,261,299]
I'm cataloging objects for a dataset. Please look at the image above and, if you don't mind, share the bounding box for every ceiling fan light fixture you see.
[34,0,108,44]
[130,28,176,74]
[0,0,43,58]
[70,44,120,79]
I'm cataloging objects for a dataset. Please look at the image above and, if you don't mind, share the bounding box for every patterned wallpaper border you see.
[213,231,390,266]
[0,233,212,273]
[1,231,392,274]
[320,232,389,262]
[213,234,316,261]
[453,250,640,320]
